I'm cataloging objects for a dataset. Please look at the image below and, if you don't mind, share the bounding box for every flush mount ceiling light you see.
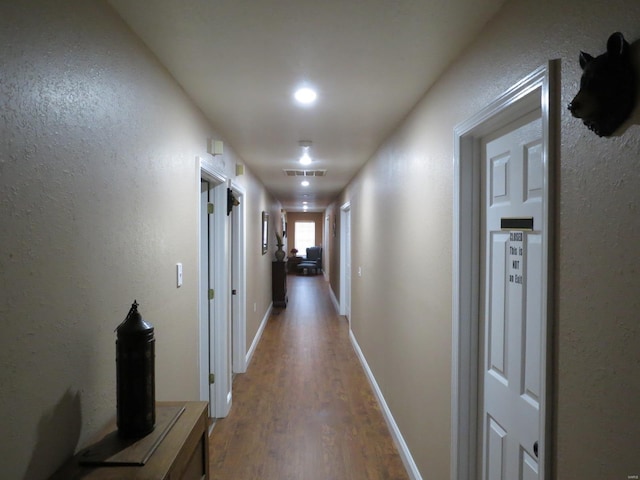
[300,151,312,165]
[301,180,310,187]
[294,87,317,105]
[299,140,312,165]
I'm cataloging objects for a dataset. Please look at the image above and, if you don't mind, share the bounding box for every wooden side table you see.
[287,255,302,273]
[49,401,209,480]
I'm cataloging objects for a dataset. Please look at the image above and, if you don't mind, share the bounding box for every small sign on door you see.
[508,231,524,285]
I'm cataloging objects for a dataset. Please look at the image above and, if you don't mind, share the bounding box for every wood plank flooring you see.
[208,273,410,480]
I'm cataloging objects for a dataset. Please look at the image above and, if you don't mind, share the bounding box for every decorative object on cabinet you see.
[272,261,288,307]
[274,232,286,262]
[115,300,155,439]
[261,211,269,254]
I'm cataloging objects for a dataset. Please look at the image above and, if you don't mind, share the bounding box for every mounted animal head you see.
[568,32,636,137]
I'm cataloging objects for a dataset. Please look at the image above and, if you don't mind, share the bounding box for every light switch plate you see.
[176,263,183,287]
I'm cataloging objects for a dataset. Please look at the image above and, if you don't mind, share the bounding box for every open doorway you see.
[230,182,247,375]
[199,159,245,420]
[200,178,217,419]
[339,202,351,322]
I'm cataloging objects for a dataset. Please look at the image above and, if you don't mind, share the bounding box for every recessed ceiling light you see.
[301,180,310,187]
[294,87,317,105]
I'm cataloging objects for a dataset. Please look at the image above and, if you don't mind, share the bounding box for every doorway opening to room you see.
[199,158,247,422]
[339,202,351,322]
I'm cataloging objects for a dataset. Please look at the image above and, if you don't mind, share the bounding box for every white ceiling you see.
[108,0,505,212]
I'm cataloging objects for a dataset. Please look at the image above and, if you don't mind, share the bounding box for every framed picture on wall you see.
[262,211,269,254]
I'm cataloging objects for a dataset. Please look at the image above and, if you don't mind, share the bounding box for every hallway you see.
[208,274,410,480]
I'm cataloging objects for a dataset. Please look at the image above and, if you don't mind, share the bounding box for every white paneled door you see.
[481,110,544,480]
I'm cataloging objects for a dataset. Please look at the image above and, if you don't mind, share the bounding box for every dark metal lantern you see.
[116,300,156,438]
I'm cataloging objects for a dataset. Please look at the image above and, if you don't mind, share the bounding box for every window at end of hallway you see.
[294,221,315,257]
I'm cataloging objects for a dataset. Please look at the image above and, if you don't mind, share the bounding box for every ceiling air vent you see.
[283,169,327,177]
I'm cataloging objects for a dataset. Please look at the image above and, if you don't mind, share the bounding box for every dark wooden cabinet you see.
[272,261,288,308]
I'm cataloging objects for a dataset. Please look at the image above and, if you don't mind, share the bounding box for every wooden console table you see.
[272,261,288,308]
[49,401,209,480]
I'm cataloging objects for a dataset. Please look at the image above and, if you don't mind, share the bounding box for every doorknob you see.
[533,441,539,458]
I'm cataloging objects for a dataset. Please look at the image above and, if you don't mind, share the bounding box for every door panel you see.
[486,416,507,480]
[522,234,542,406]
[488,232,509,383]
[521,449,539,480]
[482,111,543,479]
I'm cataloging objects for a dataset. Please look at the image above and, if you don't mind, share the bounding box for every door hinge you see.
[207,203,214,214]
[208,289,214,300]
[209,373,215,384]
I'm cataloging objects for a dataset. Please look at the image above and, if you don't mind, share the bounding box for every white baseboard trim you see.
[328,284,340,314]
[245,302,272,368]
[349,330,423,480]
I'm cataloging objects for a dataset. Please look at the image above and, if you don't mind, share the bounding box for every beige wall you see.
[0,1,279,478]
[329,0,640,478]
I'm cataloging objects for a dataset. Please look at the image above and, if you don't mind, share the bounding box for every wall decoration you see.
[568,32,636,137]
[262,211,269,255]
[227,188,239,216]
[281,211,287,237]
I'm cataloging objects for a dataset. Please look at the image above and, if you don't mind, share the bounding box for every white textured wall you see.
[337,0,640,478]
[0,1,278,478]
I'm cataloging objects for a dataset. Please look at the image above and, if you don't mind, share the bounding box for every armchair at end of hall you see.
[297,246,322,275]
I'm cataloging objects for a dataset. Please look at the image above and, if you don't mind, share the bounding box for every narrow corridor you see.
[208,274,410,480]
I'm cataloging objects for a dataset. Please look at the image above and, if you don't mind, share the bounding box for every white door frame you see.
[199,177,217,418]
[323,212,330,281]
[198,157,234,418]
[339,202,351,320]
[451,63,558,480]
[230,181,247,374]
